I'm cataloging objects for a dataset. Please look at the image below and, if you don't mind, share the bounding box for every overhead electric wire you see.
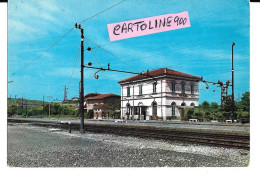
[82,3,248,50]
[84,37,135,69]
[79,0,127,24]
[85,41,102,67]
[11,1,127,75]
[11,27,75,75]
[123,26,249,62]
[67,43,81,95]
[83,25,249,68]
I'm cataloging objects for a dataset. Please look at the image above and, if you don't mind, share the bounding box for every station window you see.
[191,84,194,94]
[171,102,176,116]
[139,85,143,95]
[153,82,157,93]
[181,82,185,93]
[127,87,130,97]
[172,82,175,93]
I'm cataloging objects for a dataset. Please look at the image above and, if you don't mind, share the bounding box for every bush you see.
[216,112,223,122]
[7,105,16,117]
[187,109,194,119]
[28,107,43,116]
[240,111,249,123]
[205,111,211,121]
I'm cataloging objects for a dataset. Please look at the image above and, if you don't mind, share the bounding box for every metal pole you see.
[47,96,51,117]
[43,96,44,117]
[79,81,81,119]
[132,85,134,120]
[161,80,163,120]
[121,86,123,119]
[15,95,18,117]
[80,28,85,133]
[220,86,223,106]
[232,42,235,123]
[26,101,27,118]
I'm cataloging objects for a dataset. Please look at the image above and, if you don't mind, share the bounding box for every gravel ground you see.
[7,123,249,167]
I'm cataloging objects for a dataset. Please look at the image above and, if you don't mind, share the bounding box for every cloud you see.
[35,0,60,12]
[8,0,73,43]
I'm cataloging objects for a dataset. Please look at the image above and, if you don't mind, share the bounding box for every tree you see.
[205,111,211,120]
[201,101,210,110]
[187,109,194,119]
[86,109,93,119]
[216,112,223,122]
[199,110,205,120]
[239,92,250,112]
[221,95,236,120]
[210,102,219,110]
[7,104,16,117]
[240,111,249,123]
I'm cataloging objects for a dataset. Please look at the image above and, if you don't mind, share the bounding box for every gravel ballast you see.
[7,123,249,167]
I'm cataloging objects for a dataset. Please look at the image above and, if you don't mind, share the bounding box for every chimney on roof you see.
[164,68,167,73]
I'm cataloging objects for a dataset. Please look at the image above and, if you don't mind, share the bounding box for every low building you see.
[93,104,114,119]
[71,97,79,101]
[84,93,120,118]
[118,68,202,121]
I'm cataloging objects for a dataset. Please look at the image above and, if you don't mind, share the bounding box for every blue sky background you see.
[8,0,249,104]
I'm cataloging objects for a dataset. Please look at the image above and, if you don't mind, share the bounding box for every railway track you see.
[8,118,250,150]
[83,124,249,150]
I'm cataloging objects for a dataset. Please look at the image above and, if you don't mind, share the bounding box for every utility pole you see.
[75,23,85,133]
[15,95,18,117]
[25,100,28,118]
[132,85,134,120]
[232,42,235,123]
[79,81,81,119]
[43,96,45,117]
[47,96,52,118]
[49,102,51,117]
[63,85,67,102]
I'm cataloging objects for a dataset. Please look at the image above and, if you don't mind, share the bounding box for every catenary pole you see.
[232,42,235,123]
[80,28,85,133]
[75,23,85,133]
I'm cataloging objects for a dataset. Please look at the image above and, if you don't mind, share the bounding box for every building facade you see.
[118,68,202,121]
[84,93,120,118]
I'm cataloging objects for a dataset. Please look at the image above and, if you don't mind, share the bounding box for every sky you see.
[7,0,250,104]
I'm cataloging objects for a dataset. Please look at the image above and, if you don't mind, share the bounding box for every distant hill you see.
[7,98,78,107]
[8,98,46,107]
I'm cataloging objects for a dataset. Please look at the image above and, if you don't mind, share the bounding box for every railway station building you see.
[84,93,120,119]
[118,68,202,121]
